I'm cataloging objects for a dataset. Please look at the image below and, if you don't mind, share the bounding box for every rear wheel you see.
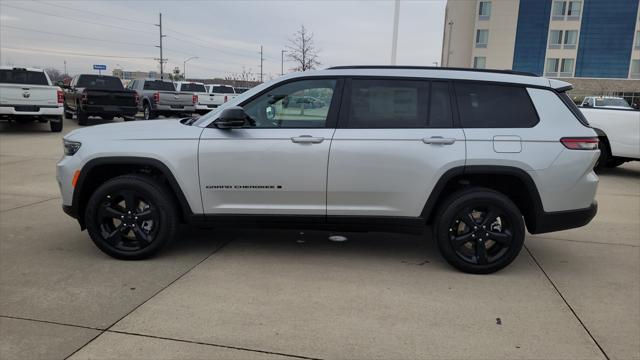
[50,117,63,132]
[434,187,525,274]
[85,175,178,260]
[143,103,157,120]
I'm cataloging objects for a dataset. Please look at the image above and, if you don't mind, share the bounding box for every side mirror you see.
[213,106,248,129]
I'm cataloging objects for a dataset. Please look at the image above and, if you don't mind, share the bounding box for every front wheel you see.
[85,175,178,260]
[434,187,525,274]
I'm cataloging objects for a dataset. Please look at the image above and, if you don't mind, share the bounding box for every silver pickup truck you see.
[127,79,196,119]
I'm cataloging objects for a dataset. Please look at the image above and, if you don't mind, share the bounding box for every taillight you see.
[193,94,198,104]
[560,137,599,150]
[81,90,88,103]
[57,90,64,104]
[153,92,160,103]
[224,95,228,103]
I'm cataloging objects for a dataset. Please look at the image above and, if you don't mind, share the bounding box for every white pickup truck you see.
[580,106,640,169]
[174,81,215,115]
[0,66,64,132]
[204,84,238,107]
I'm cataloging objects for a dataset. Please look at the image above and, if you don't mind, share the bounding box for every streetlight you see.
[183,56,198,80]
[281,50,287,76]
[446,20,454,67]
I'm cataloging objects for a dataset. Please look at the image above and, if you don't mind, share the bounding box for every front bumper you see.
[529,201,598,234]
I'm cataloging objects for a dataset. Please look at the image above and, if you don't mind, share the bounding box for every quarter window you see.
[475,30,489,48]
[243,79,336,128]
[454,82,538,128]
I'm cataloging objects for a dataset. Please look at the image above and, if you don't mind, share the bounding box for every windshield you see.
[180,83,206,92]
[77,75,124,90]
[595,98,631,108]
[143,80,175,91]
[0,69,48,85]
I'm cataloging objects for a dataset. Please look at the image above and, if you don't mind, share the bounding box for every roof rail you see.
[327,65,539,77]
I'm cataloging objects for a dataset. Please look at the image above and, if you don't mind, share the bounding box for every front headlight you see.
[63,139,82,156]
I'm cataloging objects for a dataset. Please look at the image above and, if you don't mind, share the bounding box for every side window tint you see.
[348,79,428,128]
[429,82,453,127]
[454,82,538,128]
[243,79,336,128]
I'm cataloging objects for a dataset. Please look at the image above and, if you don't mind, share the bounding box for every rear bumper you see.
[0,105,63,117]
[81,105,137,116]
[155,104,196,112]
[529,201,598,234]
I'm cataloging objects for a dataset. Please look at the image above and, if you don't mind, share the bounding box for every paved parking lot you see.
[1,117,638,360]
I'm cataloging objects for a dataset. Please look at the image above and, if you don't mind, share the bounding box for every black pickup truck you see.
[61,74,138,125]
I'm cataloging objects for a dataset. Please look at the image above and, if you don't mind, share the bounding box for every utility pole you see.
[281,50,286,76]
[259,45,264,83]
[390,0,400,65]
[155,13,167,79]
[446,20,454,67]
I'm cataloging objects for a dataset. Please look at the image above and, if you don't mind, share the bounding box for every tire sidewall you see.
[435,189,525,274]
[85,176,177,260]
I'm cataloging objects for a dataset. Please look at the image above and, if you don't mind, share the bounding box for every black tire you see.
[50,118,63,132]
[123,116,135,122]
[102,115,114,121]
[143,103,157,120]
[85,175,178,260]
[434,187,525,274]
[77,106,89,126]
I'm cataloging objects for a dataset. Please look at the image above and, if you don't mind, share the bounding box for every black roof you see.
[327,65,538,77]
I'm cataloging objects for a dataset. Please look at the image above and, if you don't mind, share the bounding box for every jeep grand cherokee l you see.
[57,66,599,274]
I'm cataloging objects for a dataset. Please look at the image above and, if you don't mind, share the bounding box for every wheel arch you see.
[72,156,194,229]
[421,166,545,233]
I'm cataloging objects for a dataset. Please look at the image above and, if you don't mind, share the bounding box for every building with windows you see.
[441,0,640,106]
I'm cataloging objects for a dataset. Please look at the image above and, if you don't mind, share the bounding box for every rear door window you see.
[0,69,48,85]
[454,82,538,128]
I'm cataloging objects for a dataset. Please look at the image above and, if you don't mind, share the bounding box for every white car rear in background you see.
[0,66,64,132]
[174,81,215,115]
[204,84,238,107]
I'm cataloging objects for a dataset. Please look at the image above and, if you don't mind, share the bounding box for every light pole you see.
[390,0,400,65]
[183,56,198,80]
[281,50,286,76]
[446,20,454,67]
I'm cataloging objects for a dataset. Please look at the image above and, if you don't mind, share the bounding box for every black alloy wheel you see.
[435,187,525,274]
[85,175,177,259]
[448,205,513,265]
[96,189,160,252]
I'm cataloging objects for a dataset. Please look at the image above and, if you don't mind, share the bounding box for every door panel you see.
[327,129,465,217]
[327,78,466,217]
[198,77,341,215]
[198,128,334,215]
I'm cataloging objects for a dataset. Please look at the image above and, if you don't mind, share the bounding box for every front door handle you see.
[291,135,325,144]
[422,136,456,145]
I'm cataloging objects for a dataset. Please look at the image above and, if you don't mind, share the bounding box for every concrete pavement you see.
[0,117,638,359]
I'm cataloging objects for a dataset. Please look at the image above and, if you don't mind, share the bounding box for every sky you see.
[0,0,447,80]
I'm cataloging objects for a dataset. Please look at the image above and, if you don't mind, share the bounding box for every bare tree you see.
[44,67,65,82]
[286,25,320,71]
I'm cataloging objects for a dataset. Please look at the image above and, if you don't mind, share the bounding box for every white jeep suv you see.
[57,66,599,273]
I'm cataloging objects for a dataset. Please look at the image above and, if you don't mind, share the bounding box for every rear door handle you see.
[291,135,325,144]
[422,136,456,145]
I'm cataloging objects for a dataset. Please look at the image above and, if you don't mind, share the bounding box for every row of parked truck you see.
[0,66,243,129]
